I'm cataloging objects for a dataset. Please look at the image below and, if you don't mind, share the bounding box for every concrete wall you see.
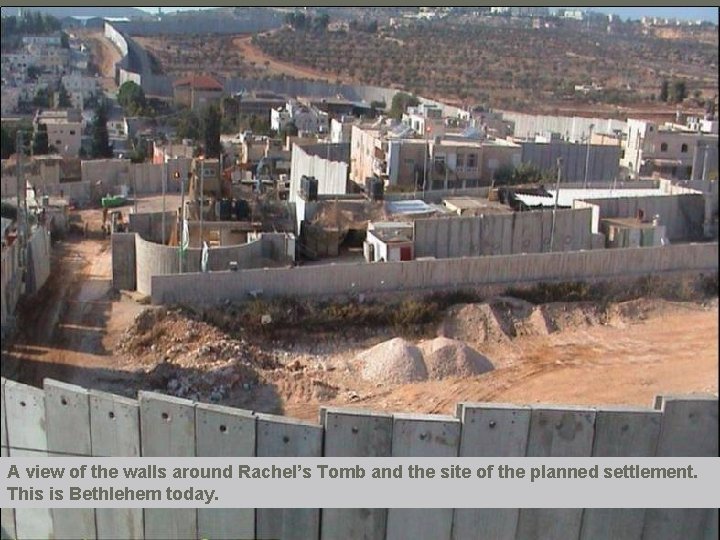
[585,194,706,242]
[500,111,627,142]
[82,160,168,198]
[125,233,291,295]
[1,377,717,540]
[413,208,593,259]
[134,234,263,296]
[152,243,718,305]
[111,233,137,291]
[1,242,22,337]
[25,226,51,296]
[128,211,176,244]
[520,141,620,183]
[289,144,350,203]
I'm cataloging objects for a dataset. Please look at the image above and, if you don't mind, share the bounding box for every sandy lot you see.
[2,216,717,421]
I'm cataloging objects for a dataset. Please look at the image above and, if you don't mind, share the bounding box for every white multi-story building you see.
[270,99,329,135]
[34,109,83,157]
[622,118,719,180]
[22,35,63,47]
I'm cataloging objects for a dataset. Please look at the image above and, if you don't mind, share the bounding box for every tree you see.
[670,80,687,104]
[32,123,49,155]
[117,81,147,116]
[1,126,14,159]
[32,87,51,108]
[279,121,298,140]
[175,109,201,141]
[90,103,113,158]
[389,92,420,120]
[202,105,221,158]
[58,83,71,108]
[313,13,330,32]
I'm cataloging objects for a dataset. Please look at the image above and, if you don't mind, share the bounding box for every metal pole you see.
[161,160,167,244]
[179,175,186,273]
[16,130,27,269]
[199,158,204,254]
[583,124,594,188]
[423,129,428,196]
[549,157,562,252]
[701,142,709,181]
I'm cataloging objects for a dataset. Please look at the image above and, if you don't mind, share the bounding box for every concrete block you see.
[111,233,137,291]
[453,403,531,540]
[387,413,460,540]
[516,406,595,540]
[195,403,256,540]
[580,407,661,540]
[256,413,323,540]
[139,392,196,540]
[90,390,143,540]
[1,380,17,540]
[44,380,96,540]
[643,396,718,540]
[4,380,52,540]
[321,408,393,540]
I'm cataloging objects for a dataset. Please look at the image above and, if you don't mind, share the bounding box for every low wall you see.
[413,208,593,259]
[128,211,175,244]
[111,233,136,291]
[152,243,718,305]
[1,377,717,540]
[1,242,21,337]
[128,233,291,296]
[588,194,706,242]
[25,226,51,296]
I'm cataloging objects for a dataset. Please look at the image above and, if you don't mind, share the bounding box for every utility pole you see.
[199,157,205,257]
[161,159,167,244]
[583,123,594,188]
[549,157,562,252]
[15,130,28,270]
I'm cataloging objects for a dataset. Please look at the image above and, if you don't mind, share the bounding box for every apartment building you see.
[34,109,82,157]
[173,75,223,111]
[622,117,719,180]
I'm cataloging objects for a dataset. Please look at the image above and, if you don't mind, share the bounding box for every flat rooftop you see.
[443,196,513,215]
[514,187,692,208]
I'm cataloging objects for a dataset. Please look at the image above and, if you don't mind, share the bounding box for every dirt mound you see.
[418,337,494,380]
[359,337,427,384]
[439,303,509,344]
[489,297,550,338]
[538,302,604,332]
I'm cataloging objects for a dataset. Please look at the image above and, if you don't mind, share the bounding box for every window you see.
[456,154,465,170]
[681,143,688,153]
[69,130,75,135]
[467,153,477,169]
[660,142,668,152]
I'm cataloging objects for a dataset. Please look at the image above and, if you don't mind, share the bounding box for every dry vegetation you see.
[251,18,718,111]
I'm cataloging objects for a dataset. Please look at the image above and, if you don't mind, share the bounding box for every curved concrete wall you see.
[134,234,266,295]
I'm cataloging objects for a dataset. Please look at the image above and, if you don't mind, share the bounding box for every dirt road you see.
[233,34,350,84]
[2,224,142,394]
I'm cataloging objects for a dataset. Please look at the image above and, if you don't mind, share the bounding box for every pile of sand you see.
[359,337,428,384]
[418,337,494,380]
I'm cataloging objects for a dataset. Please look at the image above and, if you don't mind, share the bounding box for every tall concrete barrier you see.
[151,243,719,305]
[0,377,717,540]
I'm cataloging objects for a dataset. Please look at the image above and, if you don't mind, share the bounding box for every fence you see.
[151,243,719,305]
[0,377,717,540]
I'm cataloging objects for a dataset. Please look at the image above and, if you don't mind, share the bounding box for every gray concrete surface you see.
[195,403,256,540]
[152,243,719,305]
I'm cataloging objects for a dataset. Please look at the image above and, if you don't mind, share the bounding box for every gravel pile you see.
[418,337,494,380]
[359,337,428,384]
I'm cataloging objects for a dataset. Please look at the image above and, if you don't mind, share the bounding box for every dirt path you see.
[1,233,142,393]
[78,29,121,92]
[233,34,351,84]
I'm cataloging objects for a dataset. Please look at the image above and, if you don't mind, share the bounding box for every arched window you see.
[681,143,688,153]
[660,142,668,152]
